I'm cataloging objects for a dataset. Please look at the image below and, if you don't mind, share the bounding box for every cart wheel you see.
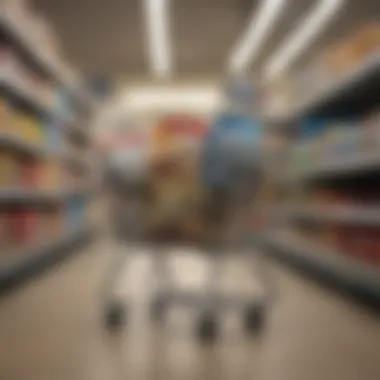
[150,296,167,323]
[243,302,265,335]
[105,301,126,332]
[197,312,218,343]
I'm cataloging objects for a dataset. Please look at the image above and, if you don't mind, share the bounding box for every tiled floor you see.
[0,237,380,380]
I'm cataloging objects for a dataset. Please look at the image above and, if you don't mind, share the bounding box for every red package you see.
[354,228,375,265]
[20,160,40,188]
[343,227,364,261]
[8,207,38,246]
[364,228,380,266]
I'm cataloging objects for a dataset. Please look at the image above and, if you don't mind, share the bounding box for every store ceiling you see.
[31,0,380,85]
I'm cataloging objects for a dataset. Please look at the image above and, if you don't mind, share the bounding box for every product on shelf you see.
[7,206,38,247]
[287,107,380,176]
[0,1,91,264]
[0,204,66,252]
[19,158,39,188]
[39,159,61,190]
[0,151,19,187]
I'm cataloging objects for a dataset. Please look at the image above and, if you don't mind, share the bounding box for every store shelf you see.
[0,12,93,110]
[0,76,53,118]
[283,205,380,226]
[256,231,380,310]
[287,151,380,183]
[0,12,68,88]
[276,51,380,123]
[0,76,80,126]
[0,135,91,166]
[0,189,90,205]
[0,134,47,157]
[0,226,93,296]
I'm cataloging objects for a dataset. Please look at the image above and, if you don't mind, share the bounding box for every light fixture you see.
[121,86,221,113]
[265,0,345,79]
[229,0,287,73]
[144,0,171,77]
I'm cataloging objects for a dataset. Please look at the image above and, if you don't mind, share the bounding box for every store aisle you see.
[0,238,380,380]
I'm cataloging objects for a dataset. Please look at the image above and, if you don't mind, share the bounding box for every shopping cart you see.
[101,113,273,343]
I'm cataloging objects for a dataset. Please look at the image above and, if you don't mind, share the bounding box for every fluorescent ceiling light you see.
[265,0,345,79]
[144,0,171,77]
[229,0,287,73]
[121,86,221,113]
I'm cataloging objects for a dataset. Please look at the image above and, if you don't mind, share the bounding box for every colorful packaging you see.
[20,159,39,188]
[0,152,19,187]
[40,160,61,190]
[8,207,38,247]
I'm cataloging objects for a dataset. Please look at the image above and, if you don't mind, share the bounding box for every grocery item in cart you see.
[148,115,207,241]
[200,111,262,203]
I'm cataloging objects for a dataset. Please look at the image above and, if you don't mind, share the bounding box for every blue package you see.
[200,112,262,187]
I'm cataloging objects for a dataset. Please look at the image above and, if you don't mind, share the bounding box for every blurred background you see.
[1,0,380,379]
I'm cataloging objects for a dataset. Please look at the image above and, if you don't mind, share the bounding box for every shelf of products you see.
[260,22,380,311]
[0,2,94,292]
[283,205,380,227]
[256,230,380,308]
[266,23,380,124]
[0,11,65,86]
[0,5,93,110]
[283,52,380,122]
[0,75,52,118]
[0,133,46,157]
[0,188,89,204]
[287,150,380,183]
[285,110,380,182]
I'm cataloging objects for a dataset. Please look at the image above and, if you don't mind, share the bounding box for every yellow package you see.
[27,117,38,143]
[14,114,27,139]
[26,117,36,143]
[33,119,43,144]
